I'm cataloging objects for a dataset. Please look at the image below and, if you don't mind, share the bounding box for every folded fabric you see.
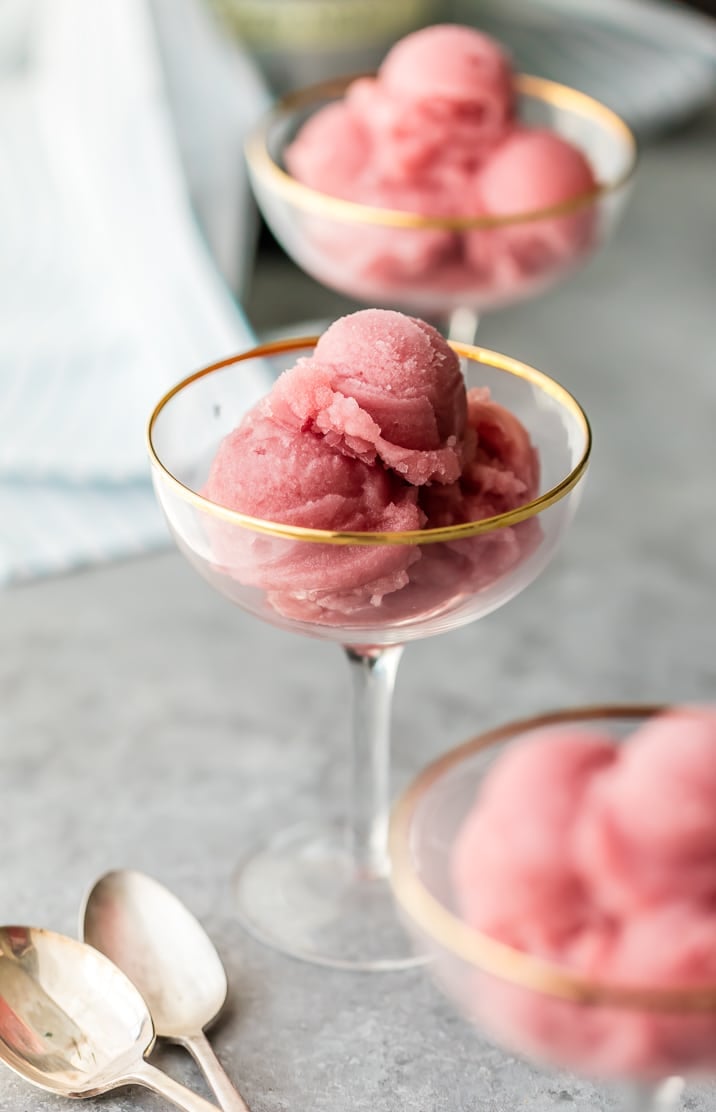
[0,483,165,584]
[148,0,269,296]
[0,0,271,585]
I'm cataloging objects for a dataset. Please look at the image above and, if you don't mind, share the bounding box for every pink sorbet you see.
[336,23,512,185]
[466,128,598,281]
[451,728,616,958]
[202,310,541,625]
[283,101,370,200]
[575,707,716,914]
[267,311,467,486]
[203,406,422,606]
[283,25,600,311]
[450,707,716,1079]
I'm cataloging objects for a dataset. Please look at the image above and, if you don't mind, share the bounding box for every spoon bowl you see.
[0,924,153,1097]
[82,870,248,1112]
[82,870,227,1039]
[0,925,219,1111]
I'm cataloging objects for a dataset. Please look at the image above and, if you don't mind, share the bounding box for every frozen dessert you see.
[465,128,598,282]
[284,24,598,310]
[576,710,716,914]
[202,309,541,625]
[346,24,514,186]
[285,101,371,201]
[452,729,616,953]
[451,708,716,1078]
[269,309,468,485]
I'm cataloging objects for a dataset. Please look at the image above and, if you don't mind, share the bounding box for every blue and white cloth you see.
[0,0,270,586]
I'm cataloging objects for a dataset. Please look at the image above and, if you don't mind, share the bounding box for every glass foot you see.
[233,822,428,971]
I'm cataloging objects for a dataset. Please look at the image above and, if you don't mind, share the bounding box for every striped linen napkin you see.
[0,0,270,586]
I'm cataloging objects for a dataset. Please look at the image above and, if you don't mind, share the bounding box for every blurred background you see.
[0,0,714,584]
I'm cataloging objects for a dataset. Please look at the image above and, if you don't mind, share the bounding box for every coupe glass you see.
[245,75,637,342]
[390,706,716,1107]
[147,337,590,971]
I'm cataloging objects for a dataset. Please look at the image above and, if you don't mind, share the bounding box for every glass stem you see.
[446,306,481,346]
[344,645,404,880]
[624,1077,685,1112]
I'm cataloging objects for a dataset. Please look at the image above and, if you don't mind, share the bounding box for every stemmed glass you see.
[390,706,715,1108]
[245,75,637,343]
[147,337,590,971]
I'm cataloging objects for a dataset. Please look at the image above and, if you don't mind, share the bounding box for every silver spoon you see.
[81,869,249,1112]
[0,925,219,1111]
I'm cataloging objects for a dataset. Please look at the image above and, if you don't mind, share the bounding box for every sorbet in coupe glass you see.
[202,310,541,626]
[147,310,590,971]
[390,706,716,1106]
[246,24,637,335]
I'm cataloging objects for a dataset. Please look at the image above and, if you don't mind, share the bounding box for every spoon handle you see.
[180,1030,251,1112]
[127,1058,221,1112]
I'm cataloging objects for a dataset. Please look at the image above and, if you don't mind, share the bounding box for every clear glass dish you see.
[147,337,590,971]
[390,706,716,1105]
[246,75,637,336]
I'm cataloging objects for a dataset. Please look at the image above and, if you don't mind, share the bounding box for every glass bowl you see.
[246,75,637,326]
[147,338,590,971]
[390,706,716,1101]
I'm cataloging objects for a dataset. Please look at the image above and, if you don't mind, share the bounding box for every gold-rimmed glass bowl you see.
[245,75,637,338]
[147,338,590,972]
[390,706,716,1107]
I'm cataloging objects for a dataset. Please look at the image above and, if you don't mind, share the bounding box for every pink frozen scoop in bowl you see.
[147,309,590,972]
[390,705,716,1107]
[246,24,637,334]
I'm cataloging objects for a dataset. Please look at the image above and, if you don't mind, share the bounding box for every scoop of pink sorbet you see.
[284,101,370,200]
[345,25,513,184]
[203,405,422,602]
[467,128,597,282]
[269,310,467,485]
[202,309,541,625]
[416,383,542,594]
[462,387,540,512]
[451,728,617,958]
[284,25,601,310]
[479,128,596,215]
[450,707,716,1079]
[575,707,716,914]
[380,23,513,138]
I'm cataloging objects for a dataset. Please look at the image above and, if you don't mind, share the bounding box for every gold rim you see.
[146,337,591,546]
[245,73,638,230]
[389,704,716,1012]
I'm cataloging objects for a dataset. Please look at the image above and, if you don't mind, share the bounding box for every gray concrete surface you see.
[1,106,715,1110]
